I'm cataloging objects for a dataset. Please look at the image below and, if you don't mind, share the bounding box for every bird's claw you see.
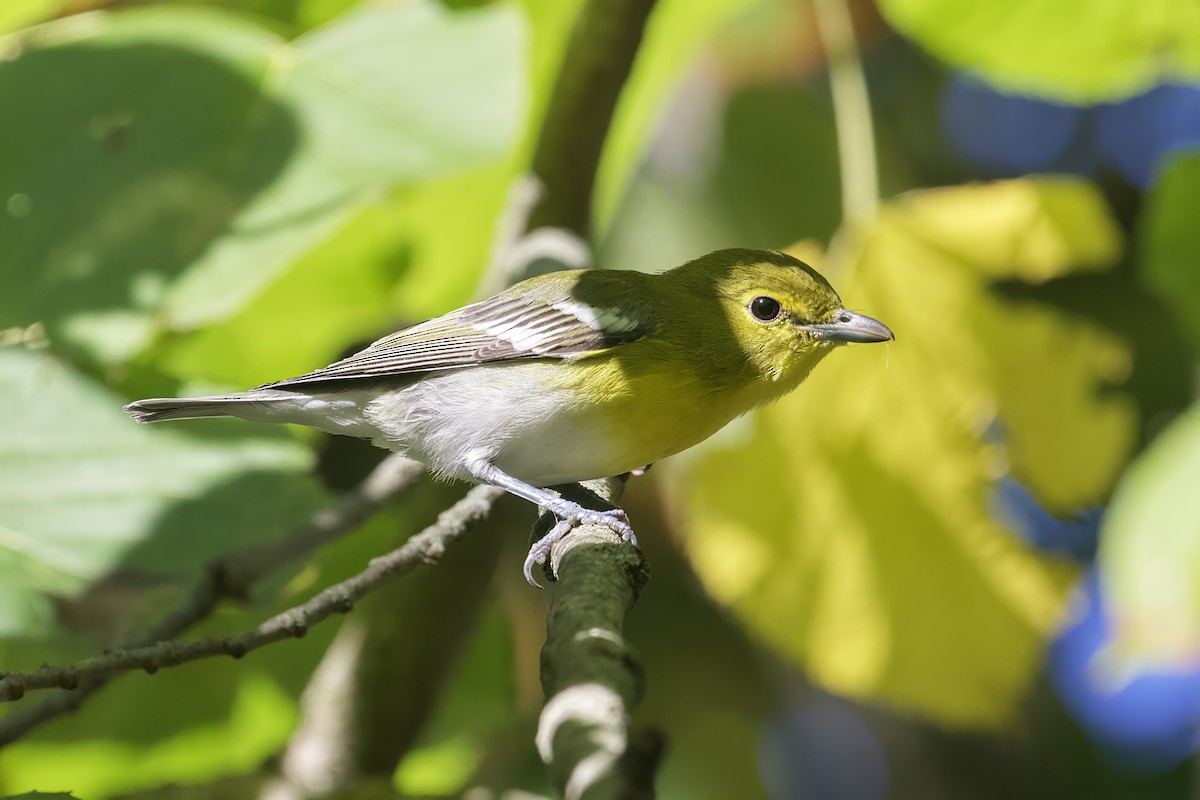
[523,502,638,588]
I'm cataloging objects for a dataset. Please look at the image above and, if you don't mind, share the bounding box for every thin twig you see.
[0,454,423,744]
[0,485,501,707]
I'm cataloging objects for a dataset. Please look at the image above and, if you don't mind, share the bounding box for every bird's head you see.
[673,248,893,388]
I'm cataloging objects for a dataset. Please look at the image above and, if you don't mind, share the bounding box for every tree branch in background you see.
[527,0,657,237]
[265,1,662,789]
[813,0,878,230]
[264,482,520,800]
[0,485,501,707]
[535,478,658,800]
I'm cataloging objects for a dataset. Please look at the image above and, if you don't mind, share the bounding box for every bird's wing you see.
[264,272,655,389]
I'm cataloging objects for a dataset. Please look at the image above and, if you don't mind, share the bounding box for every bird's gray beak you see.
[800,310,894,343]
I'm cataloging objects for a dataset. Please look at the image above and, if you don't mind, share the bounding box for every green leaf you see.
[156,163,513,389]
[1142,154,1200,353]
[0,506,423,798]
[0,346,325,638]
[0,2,525,363]
[595,0,763,230]
[1098,402,1200,673]
[2,671,297,798]
[877,0,1200,103]
[673,178,1136,727]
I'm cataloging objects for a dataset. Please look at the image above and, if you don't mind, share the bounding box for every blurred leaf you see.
[157,163,513,388]
[673,178,1136,727]
[595,0,763,231]
[1142,154,1200,353]
[170,0,524,324]
[0,0,60,35]
[395,736,481,795]
[294,0,361,32]
[1,672,296,798]
[0,2,525,363]
[0,346,324,638]
[157,0,596,390]
[393,602,516,795]
[1099,402,1200,672]
[711,86,842,248]
[156,190,416,388]
[0,505,425,798]
[877,0,1200,103]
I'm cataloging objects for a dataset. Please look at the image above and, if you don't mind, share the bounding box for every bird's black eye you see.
[749,296,782,321]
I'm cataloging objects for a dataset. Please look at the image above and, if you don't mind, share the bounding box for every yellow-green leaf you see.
[877,0,1200,103]
[1143,154,1200,353]
[1098,402,1200,674]
[671,178,1136,727]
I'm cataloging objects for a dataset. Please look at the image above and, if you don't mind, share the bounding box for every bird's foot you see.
[523,501,637,588]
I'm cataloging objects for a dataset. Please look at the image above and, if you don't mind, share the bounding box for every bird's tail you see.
[123,390,299,424]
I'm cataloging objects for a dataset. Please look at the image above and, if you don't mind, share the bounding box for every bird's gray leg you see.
[464,457,637,587]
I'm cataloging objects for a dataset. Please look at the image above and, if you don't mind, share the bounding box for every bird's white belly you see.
[359,364,639,486]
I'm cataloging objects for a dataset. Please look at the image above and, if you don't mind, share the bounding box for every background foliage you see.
[1,0,1198,798]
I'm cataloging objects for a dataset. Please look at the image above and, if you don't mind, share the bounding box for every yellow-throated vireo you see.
[126,249,893,585]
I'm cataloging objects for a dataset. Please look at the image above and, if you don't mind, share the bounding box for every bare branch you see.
[0,483,499,752]
[0,484,499,703]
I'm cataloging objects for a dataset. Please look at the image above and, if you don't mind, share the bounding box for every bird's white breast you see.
[358,364,634,486]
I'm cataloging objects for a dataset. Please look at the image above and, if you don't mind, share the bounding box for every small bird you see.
[126,249,893,585]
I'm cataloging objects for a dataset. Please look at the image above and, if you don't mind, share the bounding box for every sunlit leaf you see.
[877,0,1200,103]
[0,346,324,638]
[1,672,296,798]
[672,178,1136,726]
[1098,403,1200,673]
[1142,154,1200,353]
[0,0,60,36]
[155,0,600,390]
[0,2,524,363]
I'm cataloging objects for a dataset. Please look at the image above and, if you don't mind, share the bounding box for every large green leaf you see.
[0,346,325,638]
[672,178,1136,727]
[1143,154,1200,353]
[0,2,524,362]
[1098,402,1200,673]
[153,0,594,390]
[157,165,514,390]
[877,0,1200,103]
